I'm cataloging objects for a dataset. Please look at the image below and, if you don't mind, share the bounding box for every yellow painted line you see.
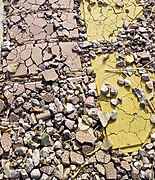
[80,0,155,152]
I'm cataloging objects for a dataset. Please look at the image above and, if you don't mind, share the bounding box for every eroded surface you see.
[5,0,74,14]
[81,0,142,41]
[4,11,78,44]
[2,42,81,80]
[81,0,155,151]
[92,54,154,151]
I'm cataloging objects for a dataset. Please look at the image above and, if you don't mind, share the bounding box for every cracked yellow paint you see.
[80,0,155,152]
[92,54,154,152]
[81,0,143,41]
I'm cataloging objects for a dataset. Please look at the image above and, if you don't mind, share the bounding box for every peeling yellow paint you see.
[80,0,155,152]
[81,0,143,41]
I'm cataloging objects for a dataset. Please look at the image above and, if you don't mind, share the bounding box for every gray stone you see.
[9,170,20,179]
[21,169,28,179]
[32,149,40,167]
[117,78,124,85]
[110,110,118,120]
[98,111,110,127]
[14,146,28,156]
[100,84,109,95]
[31,169,41,179]
[146,81,153,90]
[141,73,150,81]
[54,164,64,180]
[124,79,131,87]
[150,116,155,124]
[110,86,118,96]
[41,133,52,146]
[65,119,75,130]
[110,99,118,106]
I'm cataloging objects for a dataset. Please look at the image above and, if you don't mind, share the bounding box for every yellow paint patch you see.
[80,0,155,152]
[81,0,143,41]
[92,54,155,152]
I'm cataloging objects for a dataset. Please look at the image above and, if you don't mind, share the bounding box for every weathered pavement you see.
[0,0,155,179]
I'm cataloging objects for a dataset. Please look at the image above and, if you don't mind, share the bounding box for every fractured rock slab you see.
[5,11,78,43]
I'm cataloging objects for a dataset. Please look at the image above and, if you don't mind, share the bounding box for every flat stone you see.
[101,139,113,151]
[96,150,111,163]
[40,166,54,175]
[97,111,110,127]
[76,130,97,144]
[36,110,51,121]
[42,93,54,103]
[14,64,27,77]
[32,149,40,167]
[54,164,64,180]
[70,151,84,165]
[82,144,94,155]
[100,84,109,95]
[41,133,52,146]
[137,51,150,59]
[65,119,75,130]
[85,96,95,107]
[121,161,131,171]
[96,164,105,175]
[104,162,117,179]
[42,68,58,81]
[1,133,12,152]
[62,151,70,166]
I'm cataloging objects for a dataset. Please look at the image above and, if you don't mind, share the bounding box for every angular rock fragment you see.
[110,110,118,120]
[141,73,150,81]
[82,144,94,155]
[116,0,123,7]
[104,162,117,179]
[110,99,118,106]
[110,86,118,96]
[1,133,12,152]
[42,69,58,82]
[97,110,110,127]
[62,151,70,166]
[100,83,109,95]
[96,150,111,163]
[76,130,96,144]
[70,151,84,165]
[121,161,131,171]
[150,116,155,124]
[146,81,153,90]
[96,164,105,175]
[117,78,124,85]
[36,110,51,121]
[124,79,131,87]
